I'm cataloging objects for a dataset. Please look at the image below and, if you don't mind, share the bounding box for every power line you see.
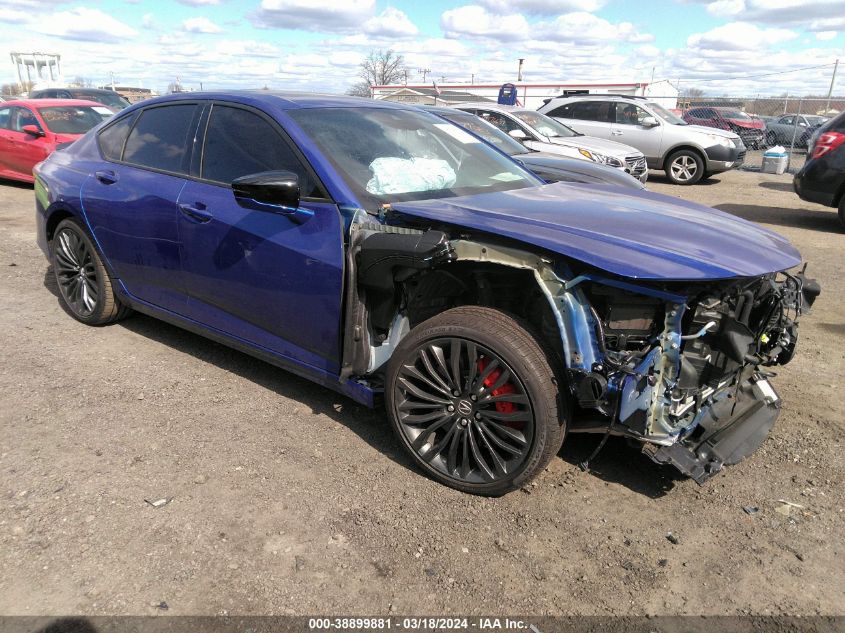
[683,62,837,83]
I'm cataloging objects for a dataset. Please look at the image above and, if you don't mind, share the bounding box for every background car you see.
[453,102,648,183]
[683,106,764,149]
[539,95,745,185]
[30,88,131,112]
[794,110,845,229]
[422,106,644,190]
[764,114,829,148]
[0,99,112,183]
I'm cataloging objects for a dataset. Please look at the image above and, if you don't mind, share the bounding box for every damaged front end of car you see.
[341,207,820,484]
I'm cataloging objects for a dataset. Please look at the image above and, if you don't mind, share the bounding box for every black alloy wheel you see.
[51,218,131,325]
[386,306,564,495]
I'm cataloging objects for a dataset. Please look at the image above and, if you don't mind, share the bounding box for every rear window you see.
[123,105,197,174]
[98,113,137,161]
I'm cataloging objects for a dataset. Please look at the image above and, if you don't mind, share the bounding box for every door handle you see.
[178,202,212,223]
[611,130,623,136]
[95,170,118,184]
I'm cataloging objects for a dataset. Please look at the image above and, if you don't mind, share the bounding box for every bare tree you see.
[346,49,407,98]
[69,76,93,88]
[1,81,32,96]
[167,81,184,94]
[680,86,705,98]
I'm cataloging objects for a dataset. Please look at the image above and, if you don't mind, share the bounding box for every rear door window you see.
[569,101,612,122]
[98,113,137,161]
[123,104,197,174]
[0,106,11,129]
[200,104,326,198]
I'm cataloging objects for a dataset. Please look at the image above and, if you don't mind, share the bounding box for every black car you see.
[794,110,845,229]
[422,106,645,190]
[29,87,131,112]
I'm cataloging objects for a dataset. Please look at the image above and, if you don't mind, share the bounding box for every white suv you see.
[538,95,745,185]
[453,102,648,183]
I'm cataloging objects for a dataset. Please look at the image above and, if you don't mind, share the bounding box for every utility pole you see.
[471,73,475,84]
[825,58,839,113]
[418,68,431,82]
[517,58,524,82]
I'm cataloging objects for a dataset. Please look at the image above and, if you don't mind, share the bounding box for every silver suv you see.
[538,95,745,185]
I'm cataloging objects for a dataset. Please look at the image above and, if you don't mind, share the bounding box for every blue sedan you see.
[34,92,818,494]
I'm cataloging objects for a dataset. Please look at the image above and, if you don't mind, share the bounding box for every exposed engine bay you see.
[341,212,820,483]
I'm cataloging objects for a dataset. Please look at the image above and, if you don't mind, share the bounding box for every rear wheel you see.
[838,196,845,231]
[386,306,565,496]
[665,150,704,185]
[52,218,131,325]
[766,130,777,146]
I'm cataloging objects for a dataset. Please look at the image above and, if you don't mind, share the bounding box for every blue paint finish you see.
[618,347,660,426]
[392,183,802,281]
[176,180,345,370]
[79,166,188,314]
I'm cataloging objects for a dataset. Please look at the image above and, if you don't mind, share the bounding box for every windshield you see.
[439,112,530,156]
[82,91,131,109]
[37,105,112,134]
[514,110,579,138]
[288,107,539,209]
[647,102,687,126]
[719,109,750,120]
[805,116,828,126]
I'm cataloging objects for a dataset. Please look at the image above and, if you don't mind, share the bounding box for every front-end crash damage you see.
[341,211,820,484]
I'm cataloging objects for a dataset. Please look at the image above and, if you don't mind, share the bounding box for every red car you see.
[683,106,765,149]
[0,99,112,183]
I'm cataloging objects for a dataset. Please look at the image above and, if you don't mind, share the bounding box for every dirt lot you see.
[0,170,843,617]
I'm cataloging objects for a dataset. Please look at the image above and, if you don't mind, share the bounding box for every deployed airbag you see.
[366,157,456,195]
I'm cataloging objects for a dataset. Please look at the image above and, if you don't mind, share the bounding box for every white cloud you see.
[33,7,137,42]
[815,30,837,39]
[363,7,418,37]
[687,21,798,50]
[479,0,606,14]
[706,0,745,17]
[141,13,156,29]
[441,5,531,40]
[182,17,223,33]
[254,0,375,32]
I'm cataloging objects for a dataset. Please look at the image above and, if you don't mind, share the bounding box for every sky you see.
[2,0,844,97]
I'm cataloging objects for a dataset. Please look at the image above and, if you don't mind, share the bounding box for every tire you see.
[766,130,777,146]
[385,306,565,496]
[664,149,704,185]
[51,217,131,325]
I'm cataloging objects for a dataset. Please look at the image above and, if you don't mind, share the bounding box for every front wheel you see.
[665,150,704,185]
[52,217,131,325]
[386,306,565,496]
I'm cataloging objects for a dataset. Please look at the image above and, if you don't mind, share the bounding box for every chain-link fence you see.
[658,96,845,174]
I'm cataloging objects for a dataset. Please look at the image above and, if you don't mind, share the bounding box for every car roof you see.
[1,98,104,108]
[131,90,416,111]
[454,102,524,111]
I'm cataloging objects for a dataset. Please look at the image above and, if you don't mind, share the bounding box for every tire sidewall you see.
[665,150,704,185]
[385,314,562,496]
[52,218,111,325]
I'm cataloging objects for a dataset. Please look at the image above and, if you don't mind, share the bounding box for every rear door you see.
[545,100,614,139]
[176,102,345,370]
[0,105,14,176]
[80,103,202,313]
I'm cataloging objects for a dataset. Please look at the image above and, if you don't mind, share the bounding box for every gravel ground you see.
[0,169,843,617]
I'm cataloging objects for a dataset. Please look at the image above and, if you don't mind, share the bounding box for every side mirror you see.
[22,124,44,137]
[640,116,659,128]
[231,171,312,223]
[508,129,529,140]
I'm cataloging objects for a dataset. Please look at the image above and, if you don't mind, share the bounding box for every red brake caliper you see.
[477,357,516,414]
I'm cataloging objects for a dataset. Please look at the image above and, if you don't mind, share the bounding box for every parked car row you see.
[30,90,818,495]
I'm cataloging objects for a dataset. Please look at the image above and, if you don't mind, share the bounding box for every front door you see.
[176,103,345,372]
[610,103,664,163]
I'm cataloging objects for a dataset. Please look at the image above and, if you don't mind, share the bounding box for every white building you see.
[10,52,63,91]
[373,80,679,110]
